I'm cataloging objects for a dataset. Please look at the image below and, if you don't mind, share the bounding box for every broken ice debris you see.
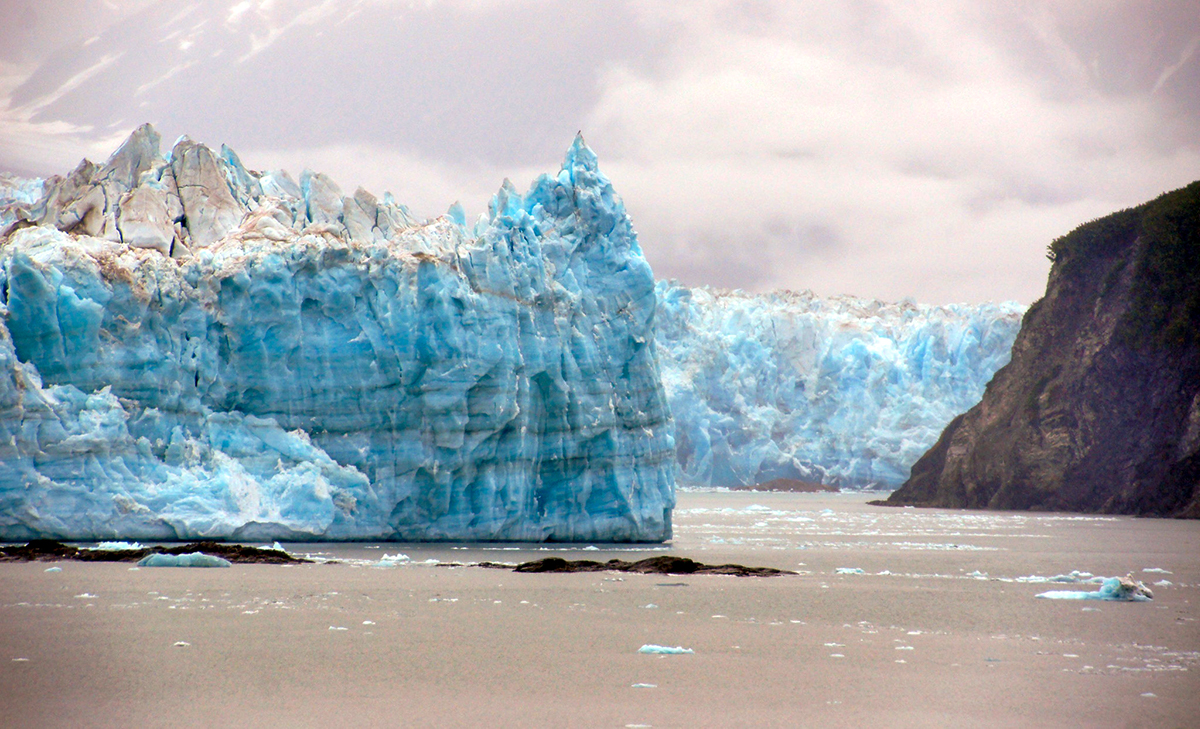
[638,644,694,655]
[94,541,144,551]
[835,568,865,575]
[1036,575,1152,602]
[137,553,232,568]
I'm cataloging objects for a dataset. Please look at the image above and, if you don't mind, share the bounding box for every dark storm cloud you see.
[1,0,1196,304]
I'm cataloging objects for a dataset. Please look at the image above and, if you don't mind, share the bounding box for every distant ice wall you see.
[0,126,674,542]
[655,283,1024,489]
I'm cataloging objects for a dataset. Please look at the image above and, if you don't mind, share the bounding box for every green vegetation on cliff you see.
[1048,181,1200,347]
[887,180,1200,517]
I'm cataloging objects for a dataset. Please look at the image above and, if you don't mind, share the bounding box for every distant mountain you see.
[882,181,1200,517]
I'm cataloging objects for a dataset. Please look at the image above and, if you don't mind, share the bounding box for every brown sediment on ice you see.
[496,555,793,576]
[0,540,310,564]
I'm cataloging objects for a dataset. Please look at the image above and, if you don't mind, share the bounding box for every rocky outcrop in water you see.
[883,182,1200,517]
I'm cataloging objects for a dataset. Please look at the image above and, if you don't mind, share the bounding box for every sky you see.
[0,0,1197,304]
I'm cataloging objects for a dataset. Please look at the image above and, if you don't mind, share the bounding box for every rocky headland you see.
[882,182,1200,517]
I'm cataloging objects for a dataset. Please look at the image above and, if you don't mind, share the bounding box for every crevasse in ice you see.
[0,125,675,542]
[655,283,1023,489]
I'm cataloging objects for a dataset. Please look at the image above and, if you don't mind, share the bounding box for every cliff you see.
[883,181,1200,517]
[0,125,675,542]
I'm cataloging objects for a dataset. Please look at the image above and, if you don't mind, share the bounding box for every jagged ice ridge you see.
[655,284,1024,489]
[0,125,675,542]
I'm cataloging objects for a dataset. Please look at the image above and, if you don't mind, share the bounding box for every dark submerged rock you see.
[0,540,310,564]
[512,555,792,576]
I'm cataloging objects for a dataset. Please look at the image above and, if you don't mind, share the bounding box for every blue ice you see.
[137,552,232,568]
[638,644,694,654]
[0,125,674,543]
[655,282,1023,489]
[1036,576,1153,601]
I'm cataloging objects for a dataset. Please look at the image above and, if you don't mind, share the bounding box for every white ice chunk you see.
[638,644,694,655]
[94,541,144,551]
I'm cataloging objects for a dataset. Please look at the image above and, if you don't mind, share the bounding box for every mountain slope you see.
[883,181,1200,516]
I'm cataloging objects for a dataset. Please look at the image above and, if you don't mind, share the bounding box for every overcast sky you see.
[1,0,1197,304]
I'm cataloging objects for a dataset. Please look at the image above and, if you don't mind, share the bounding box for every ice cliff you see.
[0,125,675,542]
[655,284,1024,489]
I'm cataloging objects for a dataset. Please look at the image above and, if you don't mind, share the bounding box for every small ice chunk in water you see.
[1142,568,1171,574]
[1048,570,1099,583]
[1141,693,1156,698]
[173,641,190,647]
[638,644,693,655]
[642,604,658,609]
[44,567,62,573]
[835,568,865,575]
[1153,580,1172,587]
[329,626,348,631]
[1036,575,1152,601]
[583,545,600,551]
[95,541,144,551]
[137,553,231,568]
[363,621,375,625]
[12,658,30,662]
[75,593,97,599]
[631,683,657,688]
[967,570,987,579]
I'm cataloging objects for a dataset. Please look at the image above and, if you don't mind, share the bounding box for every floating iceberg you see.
[137,552,232,568]
[638,644,694,655]
[0,125,674,542]
[655,283,1023,488]
[1036,575,1153,602]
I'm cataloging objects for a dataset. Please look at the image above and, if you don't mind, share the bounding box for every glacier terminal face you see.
[0,125,675,542]
[655,283,1024,489]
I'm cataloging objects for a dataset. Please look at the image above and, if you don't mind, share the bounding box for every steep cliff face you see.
[654,282,1023,489]
[885,182,1200,517]
[0,126,675,542]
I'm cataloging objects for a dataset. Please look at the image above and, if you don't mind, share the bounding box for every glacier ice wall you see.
[0,125,674,542]
[655,283,1024,489]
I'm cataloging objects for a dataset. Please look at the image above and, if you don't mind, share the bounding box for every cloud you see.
[584,0,1200,303]
[0,0,1196,304]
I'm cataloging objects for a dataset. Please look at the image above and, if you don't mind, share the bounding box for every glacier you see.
[0,125,675,542]
[655,284,1023,489]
